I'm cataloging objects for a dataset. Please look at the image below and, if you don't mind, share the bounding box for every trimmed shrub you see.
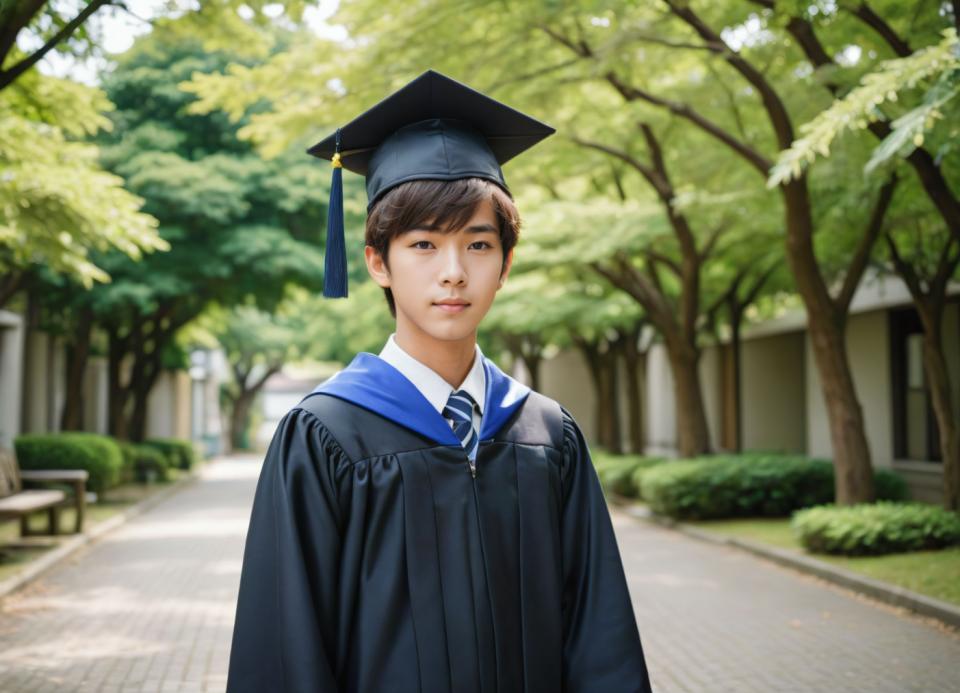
[143,438,197,470]
[14,432,123,496]
[792,502,960,556]
[641,454,908,520]
[629,459,668,499]
[593,454,665,498]
[119,442,170,483]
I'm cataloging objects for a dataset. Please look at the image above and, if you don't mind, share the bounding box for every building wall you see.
[21,330,61,434]
[642,344,674,454]
[82,356,109,434]
[740,331,806,453]
[146,370,193,440]
[699,346,723,453]
[538,347,596,442]
[0,311,24,450]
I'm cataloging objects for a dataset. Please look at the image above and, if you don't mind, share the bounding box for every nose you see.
[438,245,467,286]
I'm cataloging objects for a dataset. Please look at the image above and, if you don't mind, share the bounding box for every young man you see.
[227,70,652,693]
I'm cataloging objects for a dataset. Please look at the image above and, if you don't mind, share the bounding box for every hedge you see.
[593,454,665,498]
[14,432,123,496]
[143,438,197,471]
[641,454,908,520]
[792,502,960,556]
[119,442,171,483]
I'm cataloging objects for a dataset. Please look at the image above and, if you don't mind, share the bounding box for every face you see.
[365,197,513,347]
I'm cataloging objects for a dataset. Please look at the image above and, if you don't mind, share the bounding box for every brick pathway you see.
[614,511,960,692]
[0,457,257,693]
[0,456,957,692]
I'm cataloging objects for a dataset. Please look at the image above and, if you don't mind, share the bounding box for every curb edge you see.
[615,499,960,632]
[0,468,203,601]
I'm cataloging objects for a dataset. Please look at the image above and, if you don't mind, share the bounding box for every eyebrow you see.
[407,223,498,234]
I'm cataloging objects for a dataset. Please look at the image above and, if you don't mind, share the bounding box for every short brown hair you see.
[365,177,521,317]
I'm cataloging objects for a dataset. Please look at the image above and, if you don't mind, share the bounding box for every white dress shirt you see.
[378,333,485,435]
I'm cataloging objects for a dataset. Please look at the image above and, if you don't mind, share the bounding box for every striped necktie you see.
[443,389,479,465]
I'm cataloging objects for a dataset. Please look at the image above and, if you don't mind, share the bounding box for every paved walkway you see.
[0,457,957,692]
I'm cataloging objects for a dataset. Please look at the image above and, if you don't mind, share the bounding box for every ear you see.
[365,245,391,288]
[498,247,514,289]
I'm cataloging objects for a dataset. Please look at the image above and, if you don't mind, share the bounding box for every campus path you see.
[0,457,958,693]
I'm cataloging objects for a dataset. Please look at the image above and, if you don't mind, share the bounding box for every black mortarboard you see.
[307,69,555,298]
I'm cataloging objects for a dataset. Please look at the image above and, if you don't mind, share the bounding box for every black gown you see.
[227,352,651,693]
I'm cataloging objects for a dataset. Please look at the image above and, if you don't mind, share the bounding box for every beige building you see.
[538,275,960,505]
[0,309,224,454]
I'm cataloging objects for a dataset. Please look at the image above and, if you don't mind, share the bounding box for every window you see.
[890,307,940,462]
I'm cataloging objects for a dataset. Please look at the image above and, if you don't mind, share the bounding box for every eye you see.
[411,240,433,249]
[470,241,493,250]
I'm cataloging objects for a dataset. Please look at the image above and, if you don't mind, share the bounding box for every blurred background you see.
[0,1,958,691]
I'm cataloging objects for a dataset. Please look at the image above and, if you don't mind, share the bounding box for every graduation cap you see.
[306,69,556,298]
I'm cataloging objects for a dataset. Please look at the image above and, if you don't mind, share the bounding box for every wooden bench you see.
[0,448,89,536]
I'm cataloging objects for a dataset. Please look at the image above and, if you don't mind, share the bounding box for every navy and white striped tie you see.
[443,389,478,463]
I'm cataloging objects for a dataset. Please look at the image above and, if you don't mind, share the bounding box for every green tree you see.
[0,66,164,307]
[60,33,330,441]
[769,16,960,510]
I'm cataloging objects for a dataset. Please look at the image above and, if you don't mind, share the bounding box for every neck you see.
[394,320,477,388]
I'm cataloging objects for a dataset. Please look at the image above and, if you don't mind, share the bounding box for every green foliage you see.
[771,28,960,185]
[0,70,166,287]
[641,454,908,520]
[792,502,960,556]
[592,453,666,498]
[14,433,123,495]
[143,438,198,471]
[118,442,171,483]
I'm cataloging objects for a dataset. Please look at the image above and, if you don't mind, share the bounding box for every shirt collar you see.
[378,333,486,416]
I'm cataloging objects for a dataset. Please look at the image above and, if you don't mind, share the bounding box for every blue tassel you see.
[323,129,348,298]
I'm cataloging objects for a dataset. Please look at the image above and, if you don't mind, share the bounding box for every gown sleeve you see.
[226,406,350,693]
[559,406,652,693]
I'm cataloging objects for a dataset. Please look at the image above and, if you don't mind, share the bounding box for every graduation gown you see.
[227,352,651,693]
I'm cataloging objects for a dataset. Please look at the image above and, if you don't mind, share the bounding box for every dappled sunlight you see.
[3,583,233,619]
[105,515,247,542]
[0,634,170,669]
[630,572,723,590]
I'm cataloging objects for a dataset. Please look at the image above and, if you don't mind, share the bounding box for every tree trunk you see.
[60,308,93,431]
[599,346,623,454]
[664,337,711,457]
[784,183,875,504]
[107,329,130,440]
[729,304,744,452]
[524,351,542,393]
[805,310,876,504]
[0,270,23,309]
[517,336,543,393]
[230,391,256,452]
[575,337,622,453]
[621,330,645,455]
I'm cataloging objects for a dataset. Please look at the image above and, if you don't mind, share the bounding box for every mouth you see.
[433,301,470,313]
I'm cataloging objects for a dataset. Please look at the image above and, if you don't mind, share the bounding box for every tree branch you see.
[761,3,960,244]
[569,135,659,188]
[537,22,775,177]
[837,176,898,313]
[663,0,796,149]
[604,71,774,175]
[846,2,913,57]
[0,0,46,71]
[0,0,115,91]
[884,233,925,303]
[642,249,682,277]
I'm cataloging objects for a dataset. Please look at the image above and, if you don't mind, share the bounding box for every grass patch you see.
[686,515,960,606]
[0,468,192,584]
